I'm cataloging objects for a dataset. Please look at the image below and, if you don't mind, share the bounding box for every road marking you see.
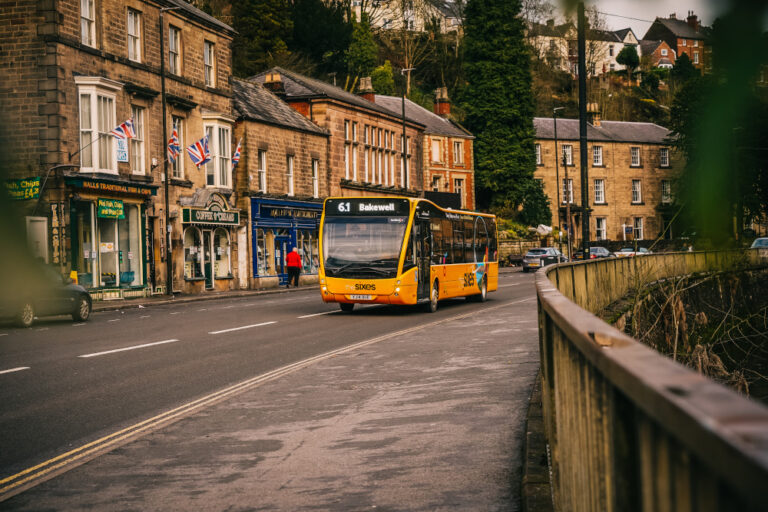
[107,319,120,323]
[72,323,85,327]
[35,328,48,332]
[498,283,523,288]
[0,333,8,337]
[0,295,534,501]
[0,367,29,375]
[169,312,180,315]
[298,311,337,318]
[208,321,276,335]
[78,339,179,358]
[197,308,207,312]
[139,316,150,319]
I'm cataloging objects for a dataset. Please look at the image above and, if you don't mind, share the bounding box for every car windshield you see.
[322,216,408,278]
[527,249,547,256]
[618,248,633,252]
[752,238,768,248]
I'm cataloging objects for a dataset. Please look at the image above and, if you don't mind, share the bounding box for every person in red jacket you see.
[286,246,302,288]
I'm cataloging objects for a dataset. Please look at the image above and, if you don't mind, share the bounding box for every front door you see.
[274,236,289,286]
[415,220,431,300]
[203,230,213,289]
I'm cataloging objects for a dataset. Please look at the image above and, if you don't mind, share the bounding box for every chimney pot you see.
[686,11,699,31]
[434,87,451,117]
[357,77,375,103]
[263,72,286,98]
[669,12,676,20]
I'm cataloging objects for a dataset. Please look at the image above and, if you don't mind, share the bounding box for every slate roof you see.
[613,28,632,41]
[167,0,234,34]
[588,28,621,42]
[654,17,707,40]
[640,39,662,56]
[534,118,673,144]
[374,95,472,139]
[232,78,328,136]
[248,67,414,121]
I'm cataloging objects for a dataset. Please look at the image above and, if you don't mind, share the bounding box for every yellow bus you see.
[318,197,498,312]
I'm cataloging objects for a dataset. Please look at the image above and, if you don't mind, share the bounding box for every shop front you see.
[250,198,322,287]
[65,175,157,300]
[181,193,240,293]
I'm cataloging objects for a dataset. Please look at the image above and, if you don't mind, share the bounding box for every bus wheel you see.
[340,303,354,312]
[426,281,439,313]
[478,277,488,302]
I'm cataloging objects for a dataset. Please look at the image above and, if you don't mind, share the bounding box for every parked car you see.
[522,248,568,272]
[615,247,651,257]
[573,246,614,260]
[0,264,92,328]
[751,237,768,248]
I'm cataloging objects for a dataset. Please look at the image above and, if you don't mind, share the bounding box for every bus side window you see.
[431,220,442,265]
[442,219,452,264]
[464,220,474,263]
[403,225,415,270]
[475,217,488,262]
[453,221,464,263]
[489,219,498,261]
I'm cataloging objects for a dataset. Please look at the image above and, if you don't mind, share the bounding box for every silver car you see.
[522,248,567,273]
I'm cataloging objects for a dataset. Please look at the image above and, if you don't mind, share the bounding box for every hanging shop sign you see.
[97,198,125,219]
[5,177,40,200]
[182,204,239,226]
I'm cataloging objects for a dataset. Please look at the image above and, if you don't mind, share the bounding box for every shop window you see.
[118,205,142,286]
[256,228,268,275]
[74,206,94,286]
[214,228,230,277]
[184,227,203,279]
[130,105,145,174]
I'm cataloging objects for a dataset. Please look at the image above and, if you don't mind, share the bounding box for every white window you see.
[352,122,358,141]
[344,120,350,140]
[127,9,141,62]
[562,144,573,165]
[634,217,644,240]
[378,151,383,184]
[694,40,699,47]
[169,26,180,75]
[352,145,358,181]
[661,48,668,56]
[432,176,440,191]
[81,0,95,47]
[535,143,541,165]
[630,146,641,166]
[562,178,573,203]
[593,146,603,166]
[594,179,605,203]
[661,180,672,204]
[431,139,441,162]
[660,147,669,167]
[451,140,462,164]
[344,144,350,179]
[632,179,642,203]
[257,149,267,192]
[364,125,369,144]
[694,52,699,64]
[130,105,145,174]
[383,147,389,185]
[682,39,687,47]
[204,41,215,87]
[609,63,615,71]
[609,45,614,57]
[76,77,120,173]
[364,147,369,182]
[390,153,395,186]
[171,116,184,179]
[286,155,295,196]
[204,123,231,188]
[312,159,319,198]
[454,178,465,208]
[596,218,607,240]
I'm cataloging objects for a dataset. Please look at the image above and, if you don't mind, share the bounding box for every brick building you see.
[232,78,330,288]
[534,117,679,245]
[248,68,425,199]
[1,0,238,298]
[374,89,475,209]
[642,11,710,71]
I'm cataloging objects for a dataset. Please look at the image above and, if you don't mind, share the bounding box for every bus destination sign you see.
[326,198,410,217]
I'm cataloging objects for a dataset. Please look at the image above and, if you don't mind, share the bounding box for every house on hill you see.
[642,11,710,72]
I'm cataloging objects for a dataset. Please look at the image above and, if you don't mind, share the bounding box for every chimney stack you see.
[669,12,676,20]
[587,102,600,127]
[357,77,375,103]
[434,87,451,117]
[546,18,554,28]
[263,72,286,98]
[686,11,699,31]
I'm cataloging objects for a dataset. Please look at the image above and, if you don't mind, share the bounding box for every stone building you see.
[248,68,425,200]
[374,89,475,209]
[1,0,238,298]
[534,117,679,244]
[232,78,330,288]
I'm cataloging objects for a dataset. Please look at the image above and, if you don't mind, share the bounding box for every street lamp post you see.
[159,6,179,297]
[553,107,564,254]
[401,67,415,190]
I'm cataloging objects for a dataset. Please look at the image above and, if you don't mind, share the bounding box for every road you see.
[0,270,537,507]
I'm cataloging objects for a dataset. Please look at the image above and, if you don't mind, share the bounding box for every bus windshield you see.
[323,216,408,278]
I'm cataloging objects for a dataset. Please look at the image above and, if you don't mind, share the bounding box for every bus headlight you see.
[395,287,400,293]
[322,286,327,292]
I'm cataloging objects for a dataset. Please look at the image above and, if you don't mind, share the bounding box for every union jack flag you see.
[186,135,211,168]
[232,139,242,170]
[110,118,136,139]
[167,130,180,163]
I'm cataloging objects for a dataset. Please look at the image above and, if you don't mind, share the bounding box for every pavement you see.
[6,266,540,511]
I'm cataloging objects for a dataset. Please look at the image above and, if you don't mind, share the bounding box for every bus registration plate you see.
[350,294,373,300]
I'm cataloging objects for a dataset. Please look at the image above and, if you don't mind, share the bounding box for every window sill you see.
[171,178,194,188]
[215,275,234,280]
[592,164,605,168]
[593,202,608,206]
[631,202,645,206]
[630,165,643,169]
[184,277,205,282]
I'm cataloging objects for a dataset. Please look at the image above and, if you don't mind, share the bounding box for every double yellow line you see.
[0,297,533,501]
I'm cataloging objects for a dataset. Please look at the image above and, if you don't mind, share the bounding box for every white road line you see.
[0,333,8,336]
[208,321,276,335]
[35,328,48,331]
[197,308,207,312]
[78,339,179,358]
[169,312,180,315]
[139,315,150,319]
[107,319,120,323]
[0,367,30,375]
[72,323,85,327]
[298,311,337,318]
[498,283,523,288]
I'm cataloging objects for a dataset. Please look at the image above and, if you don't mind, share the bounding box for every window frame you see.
[634,217,644,240]
[631,179,642,203]
[661,180,672,204]
[312,158,319,198]
[595,217,607,241]
[81,0,96,47]
[169,25,181,75]
[454,140,464,165]
[562,178,573,203]
[593,145,603,166]
[171,115,185,179]
[76,77,121,174]
[204,40,215,88]
[563,144,573,166]
[454,178,465,208]
[202,120,232,189]
[257,149,267,193]
[660,147,670,167]
[286,155,295,196]
[130,105,145,175]
[127,8,141,62]
[594,179,605,204]
[535,143,542,165]
[630,146,641,167]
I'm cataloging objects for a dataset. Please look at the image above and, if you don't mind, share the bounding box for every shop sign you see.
[65,177,157,196]
[116,138,129,163]
[262,206,320,220]
[5,177,40,200]
[182,205,239,226]
[97,198,125,219]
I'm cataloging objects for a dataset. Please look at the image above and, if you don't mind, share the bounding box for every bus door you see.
[415,219,431,300]
[274,235,290,285]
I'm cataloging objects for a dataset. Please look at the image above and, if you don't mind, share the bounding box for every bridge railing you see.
[535,249,768,511]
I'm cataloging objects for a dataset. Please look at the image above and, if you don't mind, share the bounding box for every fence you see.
[535,249,768,511]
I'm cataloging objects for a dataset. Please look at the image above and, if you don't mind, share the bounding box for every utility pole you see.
[553,107,564,255]
[577,2,591,258]
[401,67,415,190]
[160,6,179,296]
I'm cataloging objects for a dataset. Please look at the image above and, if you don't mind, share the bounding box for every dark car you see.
[573,246,614,260]
[0,264,92,328]
[522,248,568,272]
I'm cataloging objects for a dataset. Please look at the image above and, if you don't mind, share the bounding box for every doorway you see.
[415,219,431,300]
[203,230,213,289]
[274,235,289,286]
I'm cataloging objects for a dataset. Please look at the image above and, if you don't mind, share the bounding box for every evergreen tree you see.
[670,53,699,87]
[290,0,352,77]
[616,45,639,82]
[371,61,396,95]
[345,15,377,79]
[460,0,541,220]
[232,0,293,77]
